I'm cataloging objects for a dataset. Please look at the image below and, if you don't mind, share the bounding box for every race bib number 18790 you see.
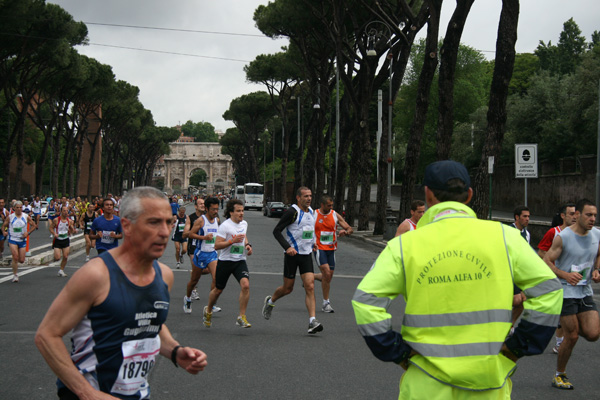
[111,336,160,397]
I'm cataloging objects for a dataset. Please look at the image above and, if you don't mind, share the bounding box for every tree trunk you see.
[472,0,520,218]
[334,96,351,214]
[73,122,87,197]
[345,117,363,227]
[35,130,51,195]
[60,129,74,196]
[399,0,442,219]
[52,126,61,197]
[280,120,290,204]
[13,115,26,199]
[436,0,475,161]
[86,127,101,200]
[357,102,372,231]
[374,101,390,235]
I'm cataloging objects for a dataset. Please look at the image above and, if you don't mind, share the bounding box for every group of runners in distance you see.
[176,187,352,334]
[0,194,125,282]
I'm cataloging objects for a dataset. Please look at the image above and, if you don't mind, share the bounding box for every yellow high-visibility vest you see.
[353,201,562,391]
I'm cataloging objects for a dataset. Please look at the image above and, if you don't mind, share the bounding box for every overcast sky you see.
[48,0,599,132]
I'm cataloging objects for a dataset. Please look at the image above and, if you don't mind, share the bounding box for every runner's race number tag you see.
[302,230,314,240]
[230,244,244,255]
[111,336,160,397]
[101,231,115,244]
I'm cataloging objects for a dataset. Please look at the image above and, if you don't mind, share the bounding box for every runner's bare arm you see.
[544,235,581,285]
[35,260,115,399]
[593,242,600,283]
[182,216,192,239]
[157,261,207,373]
[188,216,207,240]
[336,212,353,236]
[395,220,411,237]
[27,215,37,232]
[1,216,8,233]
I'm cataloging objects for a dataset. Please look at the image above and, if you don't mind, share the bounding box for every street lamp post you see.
[273,126,276,200]
[263,130,267,193]
[297,96,303,186]
[366,21,393,208]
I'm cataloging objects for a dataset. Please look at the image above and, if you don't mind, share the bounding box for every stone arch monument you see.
[161,142,233,194]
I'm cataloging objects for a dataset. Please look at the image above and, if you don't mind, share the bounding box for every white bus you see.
[240,183,264,210]
[235,185,244,200]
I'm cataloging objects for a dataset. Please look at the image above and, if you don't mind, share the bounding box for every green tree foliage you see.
[507,46,600,165]
[506,19,599,167]
[508,53,539,96]
[180,120,218,142]
[394,39,490,173]
[0,0,88,198]
[189,169,208,186]
[220,127,249,181]
[222,91,276,183]
[536,18,587,75]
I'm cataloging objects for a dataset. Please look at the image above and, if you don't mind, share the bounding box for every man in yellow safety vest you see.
[352,160,563,399]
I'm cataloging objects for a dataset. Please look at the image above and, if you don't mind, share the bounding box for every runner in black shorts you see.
[172,206,187,269]
[50,206,75,277]
[262,187,323,334]
[183,198,210,301]
[544,199,600,390]
[202,199,252,329]
[215,260,250,290]
[80,203,97,262]
[284,253,313,279]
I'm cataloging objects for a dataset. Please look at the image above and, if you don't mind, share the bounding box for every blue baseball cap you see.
[423,160,470,192]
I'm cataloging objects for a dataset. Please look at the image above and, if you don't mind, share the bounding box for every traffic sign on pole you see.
[515,144,538,178]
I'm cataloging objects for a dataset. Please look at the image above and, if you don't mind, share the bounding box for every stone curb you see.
[0,238,86,266]
[346,231,387,249]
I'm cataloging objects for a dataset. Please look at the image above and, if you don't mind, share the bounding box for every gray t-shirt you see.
[556,227,600,298]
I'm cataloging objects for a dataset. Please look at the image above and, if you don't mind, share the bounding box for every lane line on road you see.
[0,266,49,283]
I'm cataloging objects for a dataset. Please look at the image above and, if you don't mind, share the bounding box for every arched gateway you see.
[156,142,233,194]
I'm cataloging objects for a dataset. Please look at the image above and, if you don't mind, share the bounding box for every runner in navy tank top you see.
[36,187,208,399]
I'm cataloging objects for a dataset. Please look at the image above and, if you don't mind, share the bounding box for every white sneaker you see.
[85,255,90,262]
[58,269,67,277]
[322,302,335,313]
[191,289,200,300]
[176,262,181,269]
[212,305,222,313]
[12,274,19,283]
[183,296,192,314]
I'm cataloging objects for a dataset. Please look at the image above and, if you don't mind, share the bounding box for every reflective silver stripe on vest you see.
[357,319,392,336]
[501,225,514,280]
[407,340,504,358]
[523,278,562,299]
[521,308,560,327]
[403,309,511,328]
[352,289,393,310]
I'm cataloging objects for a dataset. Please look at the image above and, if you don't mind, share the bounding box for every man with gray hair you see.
[2,200,36,282]
[36,186,208,399]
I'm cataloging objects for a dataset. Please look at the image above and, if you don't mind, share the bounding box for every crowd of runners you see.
[2,172,600,398]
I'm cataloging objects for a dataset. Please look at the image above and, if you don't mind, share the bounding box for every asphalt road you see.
[1,209,599,399]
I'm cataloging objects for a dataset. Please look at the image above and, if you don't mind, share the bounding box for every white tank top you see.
[404,218,417,231]
[199,215,219,253]
[9,215,27,242]
[285,204,316,255]
[54,218,70,240]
